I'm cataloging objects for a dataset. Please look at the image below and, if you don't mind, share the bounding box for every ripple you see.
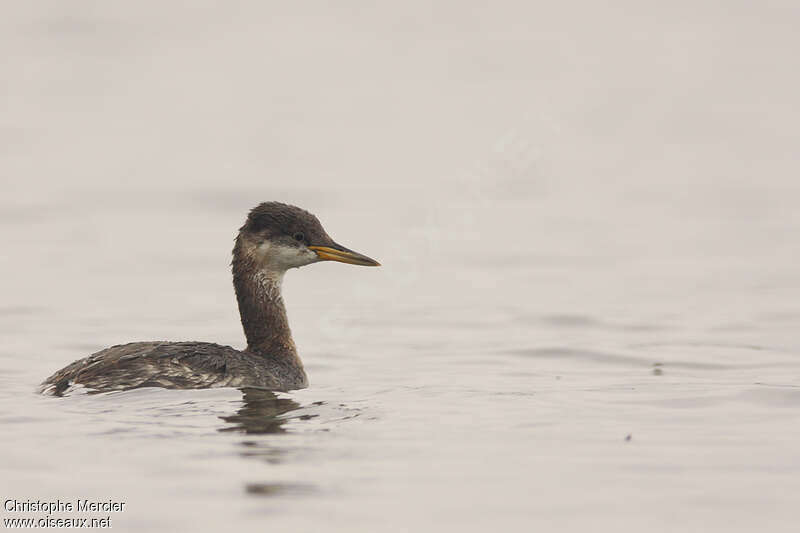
[507,347,647,367]
[521,313,673,332]
[245,482,315,497]
[738,386,800,407]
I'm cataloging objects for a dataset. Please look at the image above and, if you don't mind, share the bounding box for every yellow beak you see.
[308,245,381,266]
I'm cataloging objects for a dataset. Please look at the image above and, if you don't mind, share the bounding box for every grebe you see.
[40,202,380,395]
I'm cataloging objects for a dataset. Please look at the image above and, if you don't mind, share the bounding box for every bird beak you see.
[308,244,381,266]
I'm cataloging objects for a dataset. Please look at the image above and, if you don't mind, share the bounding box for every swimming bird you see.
[40,202,380,395]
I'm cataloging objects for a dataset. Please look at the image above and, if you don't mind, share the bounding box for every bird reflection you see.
[219,387,303,434]
[220,388,317,496]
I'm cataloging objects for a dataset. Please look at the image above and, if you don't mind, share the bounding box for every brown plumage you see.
[40,202,380,396]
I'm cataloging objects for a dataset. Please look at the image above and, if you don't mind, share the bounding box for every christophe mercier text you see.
[5,500,125,513]
[4,499,125,527]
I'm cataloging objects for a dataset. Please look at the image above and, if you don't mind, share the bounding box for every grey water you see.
[2,2,800,531]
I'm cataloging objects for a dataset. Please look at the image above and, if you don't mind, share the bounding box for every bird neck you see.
[232,241,303,371]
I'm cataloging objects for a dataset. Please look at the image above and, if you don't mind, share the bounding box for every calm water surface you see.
[2,2,800,532]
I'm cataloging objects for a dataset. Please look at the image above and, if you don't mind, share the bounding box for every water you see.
[2,2,800,531]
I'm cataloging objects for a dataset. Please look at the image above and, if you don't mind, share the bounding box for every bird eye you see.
[293,232,305,242]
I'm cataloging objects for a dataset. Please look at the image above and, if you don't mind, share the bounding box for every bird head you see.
[236,202,380,273]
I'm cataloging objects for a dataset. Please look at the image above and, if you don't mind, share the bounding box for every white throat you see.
[254,241,319,272]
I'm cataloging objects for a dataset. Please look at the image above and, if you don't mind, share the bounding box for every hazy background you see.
[2,1,800,532]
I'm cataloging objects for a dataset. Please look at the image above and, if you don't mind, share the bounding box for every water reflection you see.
[220,389,317,497]
[245,482,315,497]
[219,388,302,435]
